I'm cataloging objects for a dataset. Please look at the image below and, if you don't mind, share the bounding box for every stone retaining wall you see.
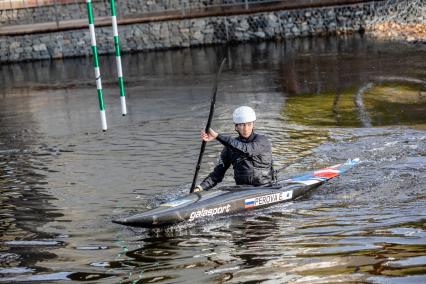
[0,0,223,25]
[0,1,410,62]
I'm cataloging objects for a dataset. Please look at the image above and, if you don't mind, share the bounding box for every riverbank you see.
[369,22,426,44]
[0,0,424,63]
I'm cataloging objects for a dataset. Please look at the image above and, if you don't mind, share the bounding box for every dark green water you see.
[0,35,425,283]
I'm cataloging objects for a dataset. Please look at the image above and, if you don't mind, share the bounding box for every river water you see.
[0,35,425,283]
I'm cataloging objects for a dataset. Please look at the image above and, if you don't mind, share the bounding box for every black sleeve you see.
[199,147,231,191]
[216,134,271,157]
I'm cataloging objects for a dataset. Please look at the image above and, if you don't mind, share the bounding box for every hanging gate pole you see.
[86,0,107,131]
[110,0,127,116]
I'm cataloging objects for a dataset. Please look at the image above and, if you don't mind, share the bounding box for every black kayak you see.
[113,159,359,228]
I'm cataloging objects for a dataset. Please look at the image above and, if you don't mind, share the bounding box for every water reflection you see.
[285,81,426,127]
[0,107,63,275]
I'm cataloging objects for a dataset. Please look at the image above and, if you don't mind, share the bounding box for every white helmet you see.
[232,106,256,124]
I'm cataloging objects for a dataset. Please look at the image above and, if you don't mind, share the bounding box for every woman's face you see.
[235,122,254,138]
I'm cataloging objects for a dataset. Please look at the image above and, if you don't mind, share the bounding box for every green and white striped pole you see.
[110,0,127,116]
[86,0,107,131]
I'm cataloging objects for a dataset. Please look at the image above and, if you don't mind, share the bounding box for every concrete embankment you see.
[0,0,424,63]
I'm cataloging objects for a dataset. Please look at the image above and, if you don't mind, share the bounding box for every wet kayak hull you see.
[113,159,359,228]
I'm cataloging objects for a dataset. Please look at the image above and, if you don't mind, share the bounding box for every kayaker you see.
[193,106,274,192]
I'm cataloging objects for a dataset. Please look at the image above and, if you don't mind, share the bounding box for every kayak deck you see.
[113,159,359,228]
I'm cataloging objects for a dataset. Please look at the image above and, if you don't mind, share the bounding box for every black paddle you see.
[190,57,227,193]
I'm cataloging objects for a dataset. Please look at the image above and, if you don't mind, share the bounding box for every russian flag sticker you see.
[244,198,256,208]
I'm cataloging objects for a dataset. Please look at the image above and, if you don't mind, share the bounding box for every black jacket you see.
[199,132,273,190]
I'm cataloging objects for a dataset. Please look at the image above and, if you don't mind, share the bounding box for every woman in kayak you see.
[193,106,274,192]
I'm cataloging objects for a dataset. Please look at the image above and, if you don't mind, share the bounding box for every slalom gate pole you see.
[86,0,107,131]
[110,0,127,116]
